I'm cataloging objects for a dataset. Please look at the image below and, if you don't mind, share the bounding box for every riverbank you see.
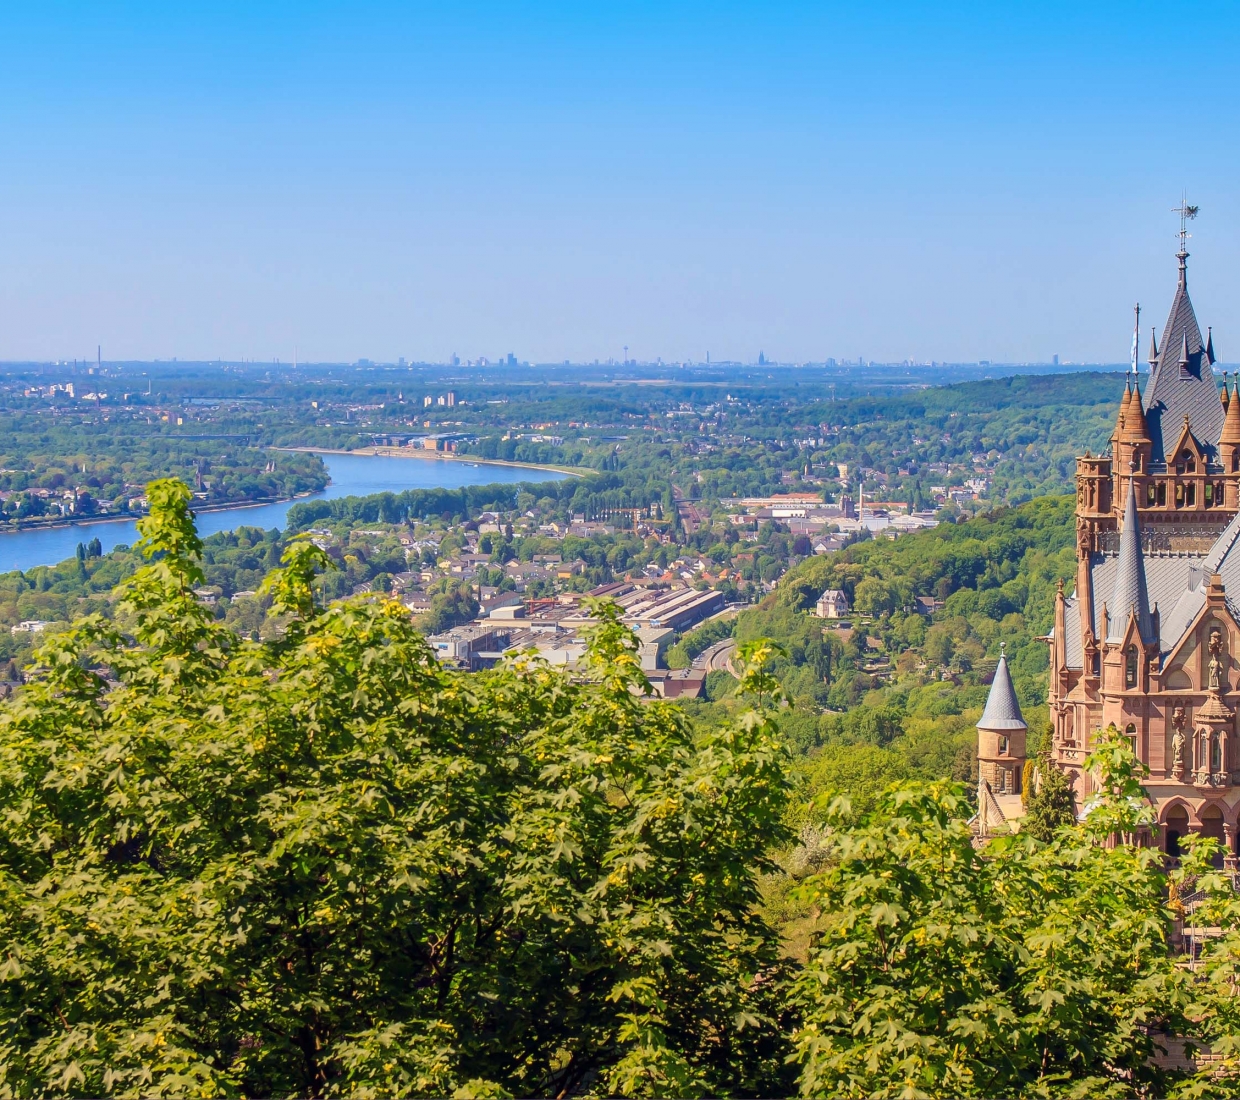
[0,450,571,575]
[276,445,589,478]
[0,489,325,537]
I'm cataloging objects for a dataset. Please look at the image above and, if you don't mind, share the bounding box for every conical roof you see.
[1148,328,1159,366]
[1221,371,1230,411]
[1142,254,1224,464]
[1222,381,1240,445]
[1207,327,1216,365]
[978,650,1026,731]
[1113,380,1132,442]
[1122,379,1150,443]
[1107,478,1154,643]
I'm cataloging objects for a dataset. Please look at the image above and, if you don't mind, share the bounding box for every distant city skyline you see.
[1,3,1239,365]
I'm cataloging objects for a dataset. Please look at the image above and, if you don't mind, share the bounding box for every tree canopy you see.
[0,481,793,1098]
[6,482,1240,1098]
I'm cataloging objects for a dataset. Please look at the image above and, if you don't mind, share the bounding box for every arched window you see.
[1125,723,1137,755]
[998,735,1009,756]
[1125,646,1138,688]
[1176,483,1185,506]
[1165,806,1189,857]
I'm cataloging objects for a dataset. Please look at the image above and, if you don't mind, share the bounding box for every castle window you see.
[998,735,1009,756]
[1186,483,1196,507]
[1125,723,1137,755]
[1218,482,1227,506]
[1212,733,1223,774]
[1176,483,1184,506]
[1182,450,1197,473]
[1157,482,1166,506]
[1233,452,1240,473]
[1125,646,1138,687]
[1147,483,1156,506]
[1206,482,1215,506]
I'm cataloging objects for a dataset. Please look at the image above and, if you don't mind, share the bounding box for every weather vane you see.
[1174,194,1199,257]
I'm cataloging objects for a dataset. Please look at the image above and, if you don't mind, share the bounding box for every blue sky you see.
[2,1,1239,365]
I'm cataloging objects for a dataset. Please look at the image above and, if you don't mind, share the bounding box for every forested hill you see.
[759,493,1076,706]
[690,496,1079,814]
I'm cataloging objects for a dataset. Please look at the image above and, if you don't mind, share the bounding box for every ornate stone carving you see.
[1171,706,1187,781]
[1209,629,1225,692]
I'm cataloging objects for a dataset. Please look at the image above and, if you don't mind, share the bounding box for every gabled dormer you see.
[1169,416,1205,476]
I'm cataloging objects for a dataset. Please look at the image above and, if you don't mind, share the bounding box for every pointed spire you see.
[1221,379,1240,446]
[1207,326,1216,365]
[1148,327,1159,368]
[1107,478,1154,643]
[978,644,1026,732]
[1123,383,1150,443]
[1223,370,1231,412]
[1180,331,1191,367]
[1113,379,1130,444]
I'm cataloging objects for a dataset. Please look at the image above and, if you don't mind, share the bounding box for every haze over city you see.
[3,1,1240,367]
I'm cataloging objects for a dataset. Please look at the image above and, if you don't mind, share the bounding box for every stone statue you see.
[1209,629,1225,692]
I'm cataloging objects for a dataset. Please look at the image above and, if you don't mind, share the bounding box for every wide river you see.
[0,452,569,574]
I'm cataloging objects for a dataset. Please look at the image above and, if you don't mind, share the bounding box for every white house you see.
[814,589,849,619]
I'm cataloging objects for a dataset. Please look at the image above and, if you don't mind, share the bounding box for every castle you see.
[979,229,1240,860]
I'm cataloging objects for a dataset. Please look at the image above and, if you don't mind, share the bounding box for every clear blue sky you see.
[2,1,1239,366]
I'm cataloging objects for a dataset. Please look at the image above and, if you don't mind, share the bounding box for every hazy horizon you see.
[3,2,1239,366]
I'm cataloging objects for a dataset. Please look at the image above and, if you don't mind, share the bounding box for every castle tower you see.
[977,646,1027,796]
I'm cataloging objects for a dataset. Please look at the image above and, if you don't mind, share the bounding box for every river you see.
[0,452,569,574]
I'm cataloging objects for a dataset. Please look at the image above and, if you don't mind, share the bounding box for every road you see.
[696,639,738,676]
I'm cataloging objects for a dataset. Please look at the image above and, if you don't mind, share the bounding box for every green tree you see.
[790,728,1198,1099]
[1021,751,1077,842]
[0,481,795,1098]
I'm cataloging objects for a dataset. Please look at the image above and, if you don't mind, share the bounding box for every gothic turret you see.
[1221,382,1240,474]
[977,646,1027,797]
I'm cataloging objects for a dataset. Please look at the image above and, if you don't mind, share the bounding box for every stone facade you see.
[1048,244,1240,860]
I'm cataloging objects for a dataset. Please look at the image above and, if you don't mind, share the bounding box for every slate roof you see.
[1106,480,1155,643]
[1063,596,1083,670]
[1142,255,1224,465]
[978,652,1026,731]
[1089,552,1201,654]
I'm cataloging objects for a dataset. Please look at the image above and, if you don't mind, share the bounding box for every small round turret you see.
[977,645,1027,796]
